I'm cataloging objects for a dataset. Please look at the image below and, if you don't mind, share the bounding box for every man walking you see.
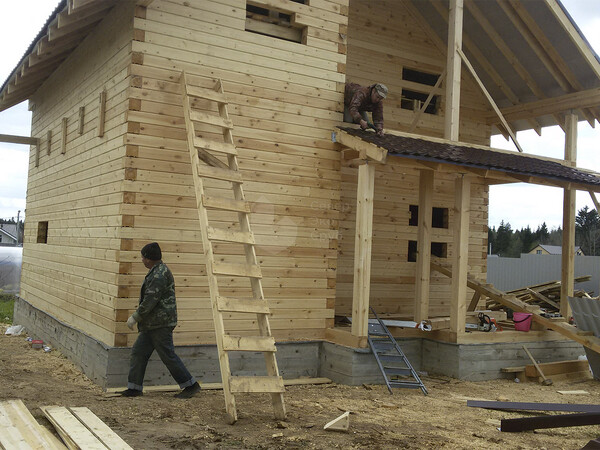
[118,242,200,399]
[344,82,388,136]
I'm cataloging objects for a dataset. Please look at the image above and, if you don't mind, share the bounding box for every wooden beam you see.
[432,262,600,353]
[490,87,600,125]
[414,169,434,322]
[61,117,68,154]
[352,163,375,338]
[456,47,523,153]
[98,90,106,137]
[589,191,600,211]
[450,174,470,336]
[333,130,387,163]
[561,113,577,317]
[0,134,39,145]
[409,68,446,133]
[444,0,463,141]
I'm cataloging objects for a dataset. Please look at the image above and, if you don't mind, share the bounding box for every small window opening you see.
[408,240,448,262]
[432,207,448,229]
[246,0,307,43]
[401,68,441,115]
[409,205,449,229]
[37,221,48,243]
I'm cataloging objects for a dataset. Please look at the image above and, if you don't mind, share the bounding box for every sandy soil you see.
[1,326,599,449]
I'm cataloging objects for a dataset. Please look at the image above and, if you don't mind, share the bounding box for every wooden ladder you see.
[180,72,286,424]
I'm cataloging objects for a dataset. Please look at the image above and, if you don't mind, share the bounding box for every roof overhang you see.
[405,0,600,133]
[334,127,600,193]
[0,0,119,112]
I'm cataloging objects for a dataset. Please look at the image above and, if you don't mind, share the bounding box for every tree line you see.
[489,206,600,257]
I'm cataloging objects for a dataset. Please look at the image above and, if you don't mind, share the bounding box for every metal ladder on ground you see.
[368,307,428,395]
[180,72,286,424]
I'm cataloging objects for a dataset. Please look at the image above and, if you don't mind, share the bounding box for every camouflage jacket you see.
[344,83,384,131]
[132,261,178,331]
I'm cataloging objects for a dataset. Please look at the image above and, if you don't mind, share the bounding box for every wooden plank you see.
[194,136,237,155]
[229,376,285,393]
[41,406,106,450]
[222,334,277,352]
[186,84,228,103]
[0,133,39,145]
[444,0,463,141]
[190,110,233,129]
[561,113,577,318]
[450,175,470,335]
[524,359,590,378]
[207,226,255,244]
[61,117,68,154]
[212,261,262,278]
[0,400,64,450]
[456,47,523,152]
[334,130,387,163]
[196,164,243,183]
[217,296,270,314]
[415,169,433,322]
[351,163,375,338]
[69,407,132,450]
[97,90,106,137]
[202,195,250,213]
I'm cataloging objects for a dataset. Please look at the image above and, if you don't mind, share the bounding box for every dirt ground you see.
[1,326,599,449]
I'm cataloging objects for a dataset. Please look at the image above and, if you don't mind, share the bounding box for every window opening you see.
[37,221,48,243]
[401,68,441,115]
[409,205,448,229]
[408,240,448,262]
[246,0,307,43]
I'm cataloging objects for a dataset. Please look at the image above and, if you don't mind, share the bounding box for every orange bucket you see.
[513,312,532,332]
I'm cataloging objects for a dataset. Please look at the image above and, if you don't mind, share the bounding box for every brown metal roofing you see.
[338,127,600,188]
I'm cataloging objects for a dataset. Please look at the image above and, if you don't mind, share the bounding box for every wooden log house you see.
[3,0,600,386]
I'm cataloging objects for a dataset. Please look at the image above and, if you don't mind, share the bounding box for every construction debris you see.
[324,411,350,432]
[487,276,592,312]
[522,345,553,385]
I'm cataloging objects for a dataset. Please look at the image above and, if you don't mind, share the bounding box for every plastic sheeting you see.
[0,247,22,294]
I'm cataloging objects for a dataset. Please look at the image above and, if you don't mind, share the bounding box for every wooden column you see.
[444,0,464,141]
[352,162,375,338]
[561,112,577,317]
[450,174,470,337]
[415,169,434,322]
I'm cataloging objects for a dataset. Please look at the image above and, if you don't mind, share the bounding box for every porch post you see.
[415,169,434,322]
[450,174,470,337]
[352,162,375,337]
[561,112,577,317]
[444,0,464,141]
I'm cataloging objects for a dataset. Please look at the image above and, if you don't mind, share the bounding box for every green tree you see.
[536,222,550,244]
[576,206,600,255]
[495,221,513,256]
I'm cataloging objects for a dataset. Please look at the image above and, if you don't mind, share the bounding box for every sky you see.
[0,1,599,229]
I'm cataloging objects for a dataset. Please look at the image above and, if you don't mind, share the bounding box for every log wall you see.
[117,0,347,345]
[21,1,136,347]
[335,161,489,319]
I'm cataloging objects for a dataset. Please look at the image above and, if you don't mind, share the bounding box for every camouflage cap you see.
[374,83,388,99]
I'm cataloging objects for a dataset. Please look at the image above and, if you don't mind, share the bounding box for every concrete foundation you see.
[14,297,586,388]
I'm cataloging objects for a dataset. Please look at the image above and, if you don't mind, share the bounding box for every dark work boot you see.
[174,382,201,399]
[116,388,143,397]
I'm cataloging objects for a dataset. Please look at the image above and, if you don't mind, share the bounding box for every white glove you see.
[126,315,137,330]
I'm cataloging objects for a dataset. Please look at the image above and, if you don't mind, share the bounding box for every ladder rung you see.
[222,335,276,352]
[202,195,250,213]
[196,164,242,183]
[194,136,237,155]
[207,226,255,244]
[384,367,412,376]
[190,110,233,129]
[229,376,285,393]
[186,85,228,104]
[212,261,262,278]
[217,296,270,314]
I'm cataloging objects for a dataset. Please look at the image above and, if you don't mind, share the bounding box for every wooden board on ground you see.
[105,376,332,394]
[41,405,133,450]
[524,359,590,378]
[0,399,66,450]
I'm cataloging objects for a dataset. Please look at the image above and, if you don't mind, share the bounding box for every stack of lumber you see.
[0,399,132,450]
[486,276,592,312]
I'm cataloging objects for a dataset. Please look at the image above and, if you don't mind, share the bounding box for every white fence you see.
[0,247,22,294]
[486,254,600,297]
